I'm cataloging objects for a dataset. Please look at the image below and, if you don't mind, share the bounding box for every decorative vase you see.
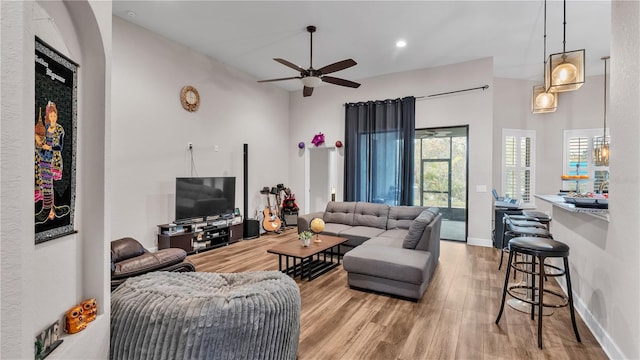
[299,231,313,247]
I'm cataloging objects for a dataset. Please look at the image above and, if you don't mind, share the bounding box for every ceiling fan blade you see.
[273,58,305,73]
[257,76,301,83]
[317,59,357,75]
[321,76,361,88]
[303,86,314,97]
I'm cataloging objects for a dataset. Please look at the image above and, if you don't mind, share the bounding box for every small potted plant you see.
[298,231,313,247]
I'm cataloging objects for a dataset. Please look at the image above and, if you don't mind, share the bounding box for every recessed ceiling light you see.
[127,10,136,18]
[396,40,407,48]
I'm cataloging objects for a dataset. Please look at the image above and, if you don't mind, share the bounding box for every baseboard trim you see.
[575,296,624,360]
[555,280,625,359]
[466,237,492,247]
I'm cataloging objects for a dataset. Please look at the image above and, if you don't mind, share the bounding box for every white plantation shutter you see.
[567,136,589,192]
[502,129,536,206]
[504,136,517,199]
[563,129,610,193]
[520,137,532,202]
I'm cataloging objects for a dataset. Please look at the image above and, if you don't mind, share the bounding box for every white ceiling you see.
[112,1,611,92]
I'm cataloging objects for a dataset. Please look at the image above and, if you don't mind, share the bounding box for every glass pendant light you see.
[533,0,557,113]
[595,56,610,166]
[545,0,585,93]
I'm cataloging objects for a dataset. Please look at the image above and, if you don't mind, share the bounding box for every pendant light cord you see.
[543,0,548,72]
[562,0,567,53]
[543,0,547,64]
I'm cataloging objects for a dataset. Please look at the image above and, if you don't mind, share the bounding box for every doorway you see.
[304,147,337,213]
[414,126,468,242]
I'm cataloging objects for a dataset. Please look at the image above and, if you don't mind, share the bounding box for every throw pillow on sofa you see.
[402,210,436,249]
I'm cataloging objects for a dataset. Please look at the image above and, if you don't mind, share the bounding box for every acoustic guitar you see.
[262,193,282,232]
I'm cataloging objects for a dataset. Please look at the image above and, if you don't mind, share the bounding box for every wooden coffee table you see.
[267,235,348,281]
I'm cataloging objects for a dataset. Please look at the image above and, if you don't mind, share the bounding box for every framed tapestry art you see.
[34,37,78,244]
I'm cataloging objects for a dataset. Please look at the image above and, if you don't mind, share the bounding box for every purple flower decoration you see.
[311,133,325,147]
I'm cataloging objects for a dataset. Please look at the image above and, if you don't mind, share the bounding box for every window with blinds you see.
[567,136,589,192]
[563,129,609,193]
[502,129,535,206]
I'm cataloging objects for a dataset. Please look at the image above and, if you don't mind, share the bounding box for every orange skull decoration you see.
[81,298,97,323]
[65,305,86,334]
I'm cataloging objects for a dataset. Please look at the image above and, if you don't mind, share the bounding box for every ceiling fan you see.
[258,25,361,97]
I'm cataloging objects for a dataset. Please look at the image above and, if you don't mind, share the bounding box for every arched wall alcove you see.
[0,1,110,357]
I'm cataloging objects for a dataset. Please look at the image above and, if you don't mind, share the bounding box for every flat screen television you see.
[175,177,235,222]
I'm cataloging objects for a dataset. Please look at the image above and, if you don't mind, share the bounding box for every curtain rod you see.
[416,85,490,99]
[344,84,489,106]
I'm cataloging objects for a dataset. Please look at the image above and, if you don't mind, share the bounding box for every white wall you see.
[111,17,290,250]
[1,1,110,358]
[1,3,35,357]
[288,58,494,244]
[588,1,640,358]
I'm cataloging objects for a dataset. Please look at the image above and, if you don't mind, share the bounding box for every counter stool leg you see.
[564,257,582,343]
[530,255,537,321]
[537,255,545,348]
[496,250,515,324]
[498,218,507,270]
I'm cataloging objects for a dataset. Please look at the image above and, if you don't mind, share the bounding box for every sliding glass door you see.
[414,126,468,242]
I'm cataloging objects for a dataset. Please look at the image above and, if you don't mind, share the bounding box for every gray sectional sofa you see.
[298,201,442,300]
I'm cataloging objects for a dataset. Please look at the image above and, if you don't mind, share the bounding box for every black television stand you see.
[157,216,244,254]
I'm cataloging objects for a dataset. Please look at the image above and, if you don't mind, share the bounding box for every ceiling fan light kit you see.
[258,25,361,97]
[301,76,322,88]
[545,0,585,93]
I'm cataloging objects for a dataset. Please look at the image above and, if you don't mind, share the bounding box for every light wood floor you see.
[188,229,608,360]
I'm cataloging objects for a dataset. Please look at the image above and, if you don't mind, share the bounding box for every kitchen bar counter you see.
[535,194,609,222]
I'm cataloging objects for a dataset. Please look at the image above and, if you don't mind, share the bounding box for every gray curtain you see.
[344,96,415,205]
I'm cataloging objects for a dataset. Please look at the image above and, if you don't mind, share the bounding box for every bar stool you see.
[498,214,551,270]
[507,214,539,222]
[495,236,581,349]
[523,210,552,230]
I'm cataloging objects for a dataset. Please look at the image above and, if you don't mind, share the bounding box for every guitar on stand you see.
[261,187,282,233]
[274,184,287,230]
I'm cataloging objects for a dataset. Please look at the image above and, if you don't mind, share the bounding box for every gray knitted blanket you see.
[111,271,300,360]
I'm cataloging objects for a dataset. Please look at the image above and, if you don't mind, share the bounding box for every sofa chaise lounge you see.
[298,202,441,300]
